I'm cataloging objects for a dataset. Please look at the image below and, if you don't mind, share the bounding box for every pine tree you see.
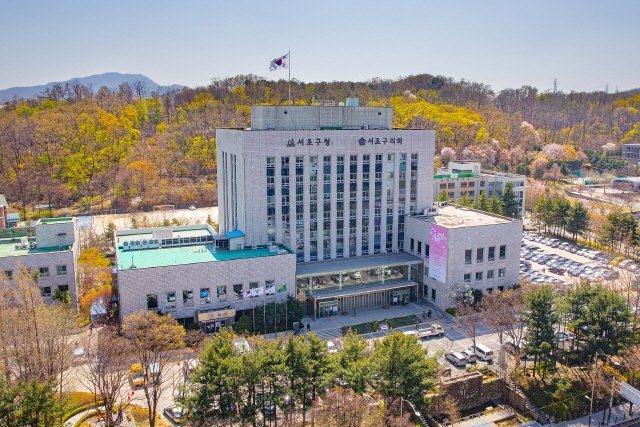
[478,190,488,211]
[565,202,589,241]
[501,182,519,218]
[524,285,558,378]
[437,190,449,202]
[488,191,503,215]
[459,193,471,207]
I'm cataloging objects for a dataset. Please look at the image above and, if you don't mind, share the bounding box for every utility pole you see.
[553,78,557,93]
[606,84,609,94]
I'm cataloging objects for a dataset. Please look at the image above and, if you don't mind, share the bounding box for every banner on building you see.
[428,224,448,283]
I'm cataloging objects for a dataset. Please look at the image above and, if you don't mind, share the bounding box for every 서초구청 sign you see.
[285,137,403,147]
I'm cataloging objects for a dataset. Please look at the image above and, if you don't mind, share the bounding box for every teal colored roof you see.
[434,174,482,178]
[224,230,245,238]
[117,243,293,271]
[0,239,72,258]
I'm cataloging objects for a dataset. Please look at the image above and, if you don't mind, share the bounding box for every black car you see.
[548,266,565,275]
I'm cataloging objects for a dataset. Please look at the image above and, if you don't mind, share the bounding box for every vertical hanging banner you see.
[429,224,448,283]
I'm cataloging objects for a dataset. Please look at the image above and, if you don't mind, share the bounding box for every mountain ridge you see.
[0,72,186,102]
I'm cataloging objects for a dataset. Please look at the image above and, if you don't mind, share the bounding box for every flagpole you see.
[274,293,278,337]
[285,295,288,336]
[263,295,266,335]
[288,50,291,105]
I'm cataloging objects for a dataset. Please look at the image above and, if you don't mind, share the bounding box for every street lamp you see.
[588,352,620,427]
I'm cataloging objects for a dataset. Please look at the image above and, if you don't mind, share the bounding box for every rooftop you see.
[37,218,73,224]
[296,252,422,276]
[0,238,71,258]
[116,243,294,271]
[412,205,520,229]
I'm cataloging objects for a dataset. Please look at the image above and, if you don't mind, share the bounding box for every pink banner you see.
[429,225,448,283]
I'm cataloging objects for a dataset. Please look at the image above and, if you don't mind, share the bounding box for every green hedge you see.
[62,401,103,422]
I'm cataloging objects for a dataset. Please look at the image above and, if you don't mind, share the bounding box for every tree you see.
[123,311,186,427]
[515,163,530,176]
[233,315,252,334]
[524,285,558,377]
[564,202,589,241]
[334,331,371,394]
[371,331,437,408]
[437,190,449,202]
[533,166,545,181]
[487,191,503,215]
[456,303,483,352]
[10,378,65,427]
[79,327,133,427]
[501,182,519,218]
[477,190,488,211]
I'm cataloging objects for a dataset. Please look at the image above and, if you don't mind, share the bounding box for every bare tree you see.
[455,303,482,351]
[80,327,133,427]
[123,310,186,427]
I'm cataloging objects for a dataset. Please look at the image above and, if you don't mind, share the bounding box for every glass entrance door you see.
[318,299,338,318]
[392,290,410,306]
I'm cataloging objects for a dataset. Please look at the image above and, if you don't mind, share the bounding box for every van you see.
[468,343,494,362]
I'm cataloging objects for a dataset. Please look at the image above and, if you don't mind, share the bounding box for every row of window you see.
[146,280,276,311]
[465,246,506,264]
[39,285,69,297]
[4,265,67,280]
[463,269,506,282]
[409,238,430,257]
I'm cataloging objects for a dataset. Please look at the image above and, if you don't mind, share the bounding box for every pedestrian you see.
[428,310,432,318]
[416,321,420,329]
[89,322,93,334]
[422,311,426,320]
[353,308,356,316]
[307,323,310,331]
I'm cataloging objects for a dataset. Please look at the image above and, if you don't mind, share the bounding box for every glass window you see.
[417,241,422,254]
[431,288,436,301]
[58,285,69,294]
[166,292,176,309]
[217,286,227,302]
[477,248,484,263]
[200,288,210,304]
[476,272,483,281]
[234,284,243,300]
[40,287,51,297]
[4,270,12,280]
[183,290,194,307]
[499,245,506,260]
[424,267,429,276]
[57,265,67,275]
[499,268,505,277]
[250,282,258,298]
[464,273,471,282]
[488,246,495,261]
[465,250,472,265]
[147,294,158,310]
[39,267,49,277]
[410,238,414,251]
[487,270,494,279]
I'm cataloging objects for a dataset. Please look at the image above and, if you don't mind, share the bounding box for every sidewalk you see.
[545,403,639,427]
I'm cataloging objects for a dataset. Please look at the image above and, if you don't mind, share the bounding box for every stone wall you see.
[431,372,504,411]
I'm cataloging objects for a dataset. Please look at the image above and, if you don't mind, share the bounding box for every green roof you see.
[39,218,73,224]
[434,174,482,178]
[117,243,294,271]
[0,239,72,258]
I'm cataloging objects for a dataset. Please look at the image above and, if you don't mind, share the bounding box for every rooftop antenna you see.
[349,82,355,98]
[553,78,557,93]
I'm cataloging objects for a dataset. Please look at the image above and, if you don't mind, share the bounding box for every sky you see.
[1,0,639,94]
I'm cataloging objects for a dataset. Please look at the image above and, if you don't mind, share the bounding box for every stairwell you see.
[505,372,550,425]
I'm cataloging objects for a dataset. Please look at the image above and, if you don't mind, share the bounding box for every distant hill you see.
[0,72,186,102]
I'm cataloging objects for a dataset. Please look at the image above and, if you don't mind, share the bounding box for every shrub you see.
[445,308,456,316]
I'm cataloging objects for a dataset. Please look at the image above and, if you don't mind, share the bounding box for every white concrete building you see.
[434,161,526,216]
[114,224,296,331]
[404,204,522,309]
[0,218,80,304]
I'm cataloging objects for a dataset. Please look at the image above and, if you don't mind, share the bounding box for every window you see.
[410,239,415,251]
[200,288,210,304]
[39,267,49,277]
[417,241,422,255]
[40,287,51,297]
[266,280,275,295]
[498,286,504,292]
[499,245,506,259]
[423,284,428,297]
[487,270,494,279]
[234,284,243,300]
[486,288,493,294]
[183,290,194,307]
[464,273,471,282]
[477,248,484,263]
[217,286,227,302]
[4,270,12,280]
[465,249,472,265]
[425,244,430,258]
[488,246,495,261]
[250,282,258,298]
[57,265,67,276]
[147,294,158,310]
[58,285,69,294]
[476,272,483,281]
[166,292,176,310]
[431,289,436,301]
[499,268,505,277]
[424,266,429,276]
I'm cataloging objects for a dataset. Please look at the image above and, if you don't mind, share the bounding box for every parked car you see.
[256,393,276,417]
[548,266,565,275]
[461,349,477,363]
[468,344,494,362]
[445,351,468,367]
[188,205,196,211]
[521,260,532,268]
[435,358,452,376]
[326,340,338,354]
[164,405,183,423]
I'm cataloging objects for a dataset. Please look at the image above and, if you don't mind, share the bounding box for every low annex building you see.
[114,224,296,332]
[0,218,80,304]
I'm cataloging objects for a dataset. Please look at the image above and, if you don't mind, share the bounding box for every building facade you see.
[404,205,522,309]
[0,218,80,304]
[115,224,296,331]
[434,161,526,216]
[217,105,436,264]
[623,144,640,165]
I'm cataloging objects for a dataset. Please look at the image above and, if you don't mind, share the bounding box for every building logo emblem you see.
[358,137,366,146]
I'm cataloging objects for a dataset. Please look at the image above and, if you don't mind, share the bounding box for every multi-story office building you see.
[217,105,435,263]
[623,144,640,165]
[0,218,80,304]
[434,161,526,216]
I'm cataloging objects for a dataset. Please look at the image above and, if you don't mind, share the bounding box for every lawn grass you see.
[341,314,420,336]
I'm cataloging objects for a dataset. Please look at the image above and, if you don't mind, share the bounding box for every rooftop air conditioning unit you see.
[29,242,36,249]
[267,242,273,249]
[238,243,244,250]
[252,245,257,250]
[381,251,387,255]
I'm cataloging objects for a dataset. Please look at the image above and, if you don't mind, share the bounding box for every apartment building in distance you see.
[434,160,526,216]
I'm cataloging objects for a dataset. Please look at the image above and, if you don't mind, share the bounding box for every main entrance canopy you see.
[295,253,422,319]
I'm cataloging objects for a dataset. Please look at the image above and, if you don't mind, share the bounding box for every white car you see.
[326,340,338,354]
